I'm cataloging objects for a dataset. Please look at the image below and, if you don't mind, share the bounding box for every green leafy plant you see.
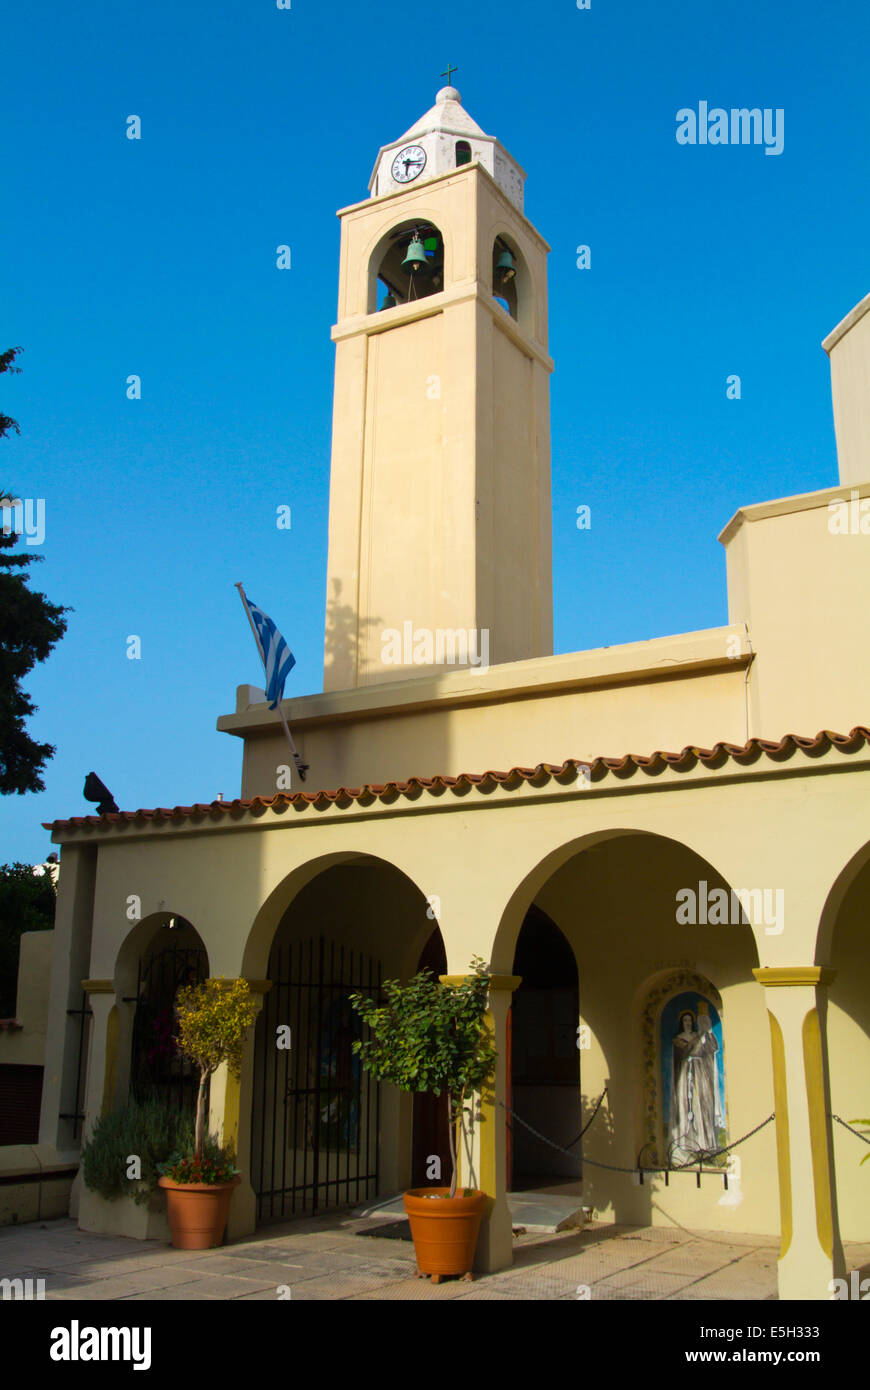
[349,956,496,1198]
[849,1118,870,1165]
[80,1094,194,1205]
[173,976,259,1161]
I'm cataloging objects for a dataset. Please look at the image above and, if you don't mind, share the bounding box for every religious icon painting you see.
[660,991,727,1167]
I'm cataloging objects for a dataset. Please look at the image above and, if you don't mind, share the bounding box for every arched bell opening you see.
[455,139,472,167]
[492,234,519,320]
[370,219,446,313]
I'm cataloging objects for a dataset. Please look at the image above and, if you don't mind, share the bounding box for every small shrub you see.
[80,1094,194,1205]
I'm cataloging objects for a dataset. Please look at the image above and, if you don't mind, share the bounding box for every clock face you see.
[391,144,427,184]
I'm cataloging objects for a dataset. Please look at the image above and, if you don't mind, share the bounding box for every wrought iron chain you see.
[499,1100,775,1175]
[831,1113,870,1145]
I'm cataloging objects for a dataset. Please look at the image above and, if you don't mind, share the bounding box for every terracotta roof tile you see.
[44,725,870,833]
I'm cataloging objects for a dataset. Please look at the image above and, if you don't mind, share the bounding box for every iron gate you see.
[252,937,380,1221]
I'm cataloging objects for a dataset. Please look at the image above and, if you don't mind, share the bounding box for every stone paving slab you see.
[288,1270,420,1300]
[636,1247,754,1276]
[592,1268,703,1297]
[136,1273,286,1299]
[45,1267,206,1300]
[123,1285,223,1301]
[479,1273,580,1300]
[171,1253,306,1280]
[349,1276,473,1300]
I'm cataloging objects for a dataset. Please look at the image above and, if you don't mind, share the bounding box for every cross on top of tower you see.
[441,62,458,85]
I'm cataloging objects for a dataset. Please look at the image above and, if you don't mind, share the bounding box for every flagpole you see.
[235,582,308,782]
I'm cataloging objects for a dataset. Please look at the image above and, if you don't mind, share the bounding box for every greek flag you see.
[243,594,296,709]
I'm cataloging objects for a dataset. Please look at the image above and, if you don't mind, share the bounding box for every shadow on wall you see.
[323,577,385,688]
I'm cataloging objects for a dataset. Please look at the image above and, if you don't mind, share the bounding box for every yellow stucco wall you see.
[0,930,54,1067]
[823,291,870,488]
[722,483,870,740]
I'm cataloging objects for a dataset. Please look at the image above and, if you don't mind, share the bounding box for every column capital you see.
[439,974,522,992]
[81,978,114,994]
[206,976,272,995]
[753,966,836,988]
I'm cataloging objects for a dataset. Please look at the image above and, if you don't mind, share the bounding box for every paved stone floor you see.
[2,1213,868,1300]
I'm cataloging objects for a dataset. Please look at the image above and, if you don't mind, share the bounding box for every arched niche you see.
[369,218,446,313]
[638,970,727,1169]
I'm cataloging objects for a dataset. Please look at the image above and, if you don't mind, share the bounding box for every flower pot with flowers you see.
[157,977,259,1250]
[349,957,496,1283]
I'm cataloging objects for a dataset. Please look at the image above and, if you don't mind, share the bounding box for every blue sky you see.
[2,0,867,863]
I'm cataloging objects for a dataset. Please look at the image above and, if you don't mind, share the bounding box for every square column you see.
[68,980,116,1219]
[753,966,845,1299]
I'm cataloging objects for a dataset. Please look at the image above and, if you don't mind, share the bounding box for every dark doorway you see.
[509,907,581,1190]
[411,925,450,1187]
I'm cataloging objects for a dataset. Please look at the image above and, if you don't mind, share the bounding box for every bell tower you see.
[323,85,554,690]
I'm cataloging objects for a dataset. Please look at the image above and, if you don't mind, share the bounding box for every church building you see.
[24,86,870,1301]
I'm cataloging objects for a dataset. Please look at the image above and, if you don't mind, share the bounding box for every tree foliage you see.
[0,347,22,443]
[349,957,497,1197]
[0,860,56,1016]
[1,345,70,794]
[173,977,259,1158]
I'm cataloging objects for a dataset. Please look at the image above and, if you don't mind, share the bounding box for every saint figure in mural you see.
[669,1008,720,1161]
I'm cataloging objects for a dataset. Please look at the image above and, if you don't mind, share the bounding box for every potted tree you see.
[349,957,497,1283]
[157,977,259,1249]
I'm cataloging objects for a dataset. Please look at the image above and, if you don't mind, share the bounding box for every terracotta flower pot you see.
[158,1174,241,1250]
[403,1187,488,1282]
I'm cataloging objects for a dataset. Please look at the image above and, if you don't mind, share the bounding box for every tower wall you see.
[324,163,554,690]
[823,291,870,487]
